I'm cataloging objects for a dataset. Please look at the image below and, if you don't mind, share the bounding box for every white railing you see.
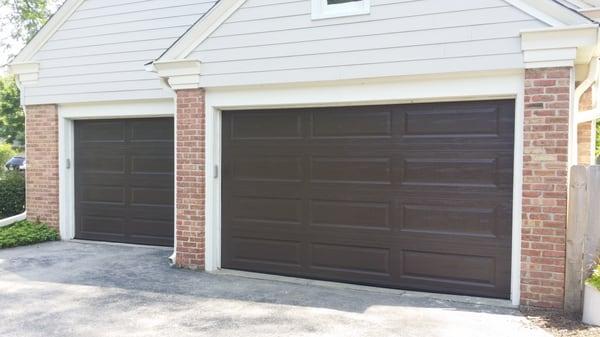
[0,212,26,228]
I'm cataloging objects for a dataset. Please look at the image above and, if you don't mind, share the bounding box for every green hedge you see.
[0,221,59,249]
[0,171,25,218]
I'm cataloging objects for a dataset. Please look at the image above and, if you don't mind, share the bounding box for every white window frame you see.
[311,0,370,20]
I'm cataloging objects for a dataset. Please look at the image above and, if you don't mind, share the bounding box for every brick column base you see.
[521,67,570,309]
[175,89,206,269]
[25,104,59,231]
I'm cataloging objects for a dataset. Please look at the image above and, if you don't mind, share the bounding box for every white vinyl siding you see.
[27,0,217,105]
[188,0,548,87]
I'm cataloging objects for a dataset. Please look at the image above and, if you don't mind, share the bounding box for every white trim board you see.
[203,70,524,306]
[58,99,175,241]
[157,0,246,61]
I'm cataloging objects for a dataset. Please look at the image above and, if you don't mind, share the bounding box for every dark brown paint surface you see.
[74,118,174,246]
[222,100,514,299]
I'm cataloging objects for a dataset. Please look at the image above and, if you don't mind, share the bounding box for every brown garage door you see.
[74,118,174,246]
[222,100,515,299]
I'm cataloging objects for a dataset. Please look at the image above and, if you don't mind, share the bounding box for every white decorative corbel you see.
[8,62,40,86]
[147,59,202,90]
[521,25,599,68]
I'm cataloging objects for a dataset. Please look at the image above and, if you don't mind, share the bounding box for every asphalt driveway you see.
[0,242,551,337]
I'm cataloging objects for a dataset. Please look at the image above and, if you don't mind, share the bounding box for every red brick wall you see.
[521,67,571,309]
[175,89,206,269]
[578,87,594,165]
[24,104,59,230]
[578,122,594,165]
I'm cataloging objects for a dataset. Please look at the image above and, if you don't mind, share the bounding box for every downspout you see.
[146,62,178,266]
[571,57,599,167]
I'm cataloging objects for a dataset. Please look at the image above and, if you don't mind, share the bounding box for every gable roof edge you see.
[11,0,85,64]
[507,0,595,26]
[157,0,247,62]
[157,0,594,64]
[506,0,570,25]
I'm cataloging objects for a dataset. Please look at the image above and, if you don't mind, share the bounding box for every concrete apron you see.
[73,239,515,309]
[215,269,516,309]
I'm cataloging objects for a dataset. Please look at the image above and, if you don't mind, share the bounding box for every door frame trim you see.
[58,99,176,243]
[204,70,525,306]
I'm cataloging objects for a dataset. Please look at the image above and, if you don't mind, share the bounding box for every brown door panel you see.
[222,101,514,298]
[75,118,174,246]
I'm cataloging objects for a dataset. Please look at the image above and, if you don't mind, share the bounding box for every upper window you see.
[311,0,370,20]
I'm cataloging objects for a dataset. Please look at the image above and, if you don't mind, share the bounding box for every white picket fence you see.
[0,212,26,228]
[565,165,600,316]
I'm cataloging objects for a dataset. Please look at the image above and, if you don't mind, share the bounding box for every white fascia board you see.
[523,47,578,62]
[521,24,600,67]
[158,0,247,61]
[8,62,39,75]
[559,0,592,9]
[521,24,599,49]
[153,59,202,77]
[506,0,594,26]
[579,8,600,20]
[11,0,84,63]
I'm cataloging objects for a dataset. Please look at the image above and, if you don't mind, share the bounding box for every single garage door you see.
[74,118,174,246]
[222,100,514,299]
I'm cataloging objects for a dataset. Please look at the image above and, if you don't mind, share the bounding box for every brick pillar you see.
[175,89,205,269]
[24,104,59,230]
[577,87,594,165]
[521,67,571,309]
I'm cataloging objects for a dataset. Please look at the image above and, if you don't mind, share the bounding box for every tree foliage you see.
[1,0,53,55]
[0,1,62,147]
[0,76,24,146]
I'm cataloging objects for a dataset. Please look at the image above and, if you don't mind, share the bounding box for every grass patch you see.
[588,260,600,291]
[0,221,59,249]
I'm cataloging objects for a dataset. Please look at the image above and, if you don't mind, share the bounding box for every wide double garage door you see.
[74,118,174,247]
[222,100,515,299]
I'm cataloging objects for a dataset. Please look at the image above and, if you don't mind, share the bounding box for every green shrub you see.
[0,171,25,218]
[0,221,59,249]
[588,259,600,291]
[0,143,16,167]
